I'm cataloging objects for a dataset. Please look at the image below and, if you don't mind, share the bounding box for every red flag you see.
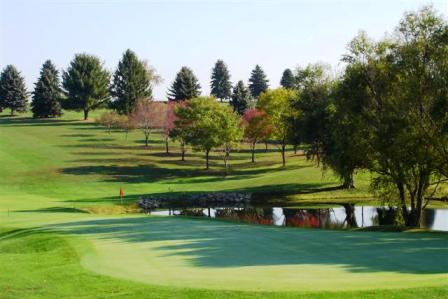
[119,187,124,204]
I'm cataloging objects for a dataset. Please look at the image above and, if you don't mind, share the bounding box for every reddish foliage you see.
[242,108,272,144]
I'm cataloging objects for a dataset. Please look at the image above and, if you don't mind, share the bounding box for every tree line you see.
[0,50,272,119]
[0,6,447,227]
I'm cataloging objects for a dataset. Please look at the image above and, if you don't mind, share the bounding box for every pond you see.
[151,205,448,231]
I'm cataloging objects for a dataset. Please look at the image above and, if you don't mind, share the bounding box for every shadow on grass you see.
[48,216,448,274]
[0,117,81,127]
[14,207,88,214]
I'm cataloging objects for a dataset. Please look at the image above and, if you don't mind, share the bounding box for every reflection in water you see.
[151,206,448,231]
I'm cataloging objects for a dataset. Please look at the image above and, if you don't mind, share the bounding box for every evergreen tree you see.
[210,59,232,101]
[0,65,28,115]
[248,65,269,98]
[110,49,153,115]
[62,54,110,120]
[167,66,201,101]
[230,80,251,115]
[280,68,295,89]
[31,60,62,118]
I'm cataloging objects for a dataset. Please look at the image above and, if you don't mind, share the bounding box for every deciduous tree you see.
[257,88,297,167]
[242,108,272,162]
[129,99,165,148]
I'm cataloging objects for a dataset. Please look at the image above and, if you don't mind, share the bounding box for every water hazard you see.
[151,205,448,231]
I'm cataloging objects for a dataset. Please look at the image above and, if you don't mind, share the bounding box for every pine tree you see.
[62,54,110,120]
[210,59,232,101]
[167,66,201,101]
[280,68,295,89]
[110,49,153,115]
[248,65,269,98]
[0,65,28,115]
[31,60,62,118]
[230,80,251,115]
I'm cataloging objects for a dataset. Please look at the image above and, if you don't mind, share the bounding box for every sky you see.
[1,0,447,99]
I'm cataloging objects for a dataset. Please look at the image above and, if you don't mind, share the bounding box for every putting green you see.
[47,215,448,292]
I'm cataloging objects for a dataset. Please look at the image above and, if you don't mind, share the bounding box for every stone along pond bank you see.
[138,192,252,212]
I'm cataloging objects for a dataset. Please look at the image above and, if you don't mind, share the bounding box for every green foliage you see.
[339,6,448,226]
[230,80,251,115]
[258,88,297,166]
[248,65,269,98]
[174,96,243,172]
[110,49,155,115]
[0,65,28,115]
[210,59,232,101]
[168,66,201,101]
[280,68,295,89]
[292,64,333,166]
[62,53,111,120]
[31,60,62,118]
[242,108,272,162]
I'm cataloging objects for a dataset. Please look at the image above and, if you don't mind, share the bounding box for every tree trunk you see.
[83,109,88,120]
[205,149,210,169]
[180,142,186,161]
[265,142,268,152]
[281,144,286,167]
[223,149,229,176]
[251,142,256,163]
[10,108,15,116]
[294,144,298,154]
[342,173,355,189]
[165,137,169,154]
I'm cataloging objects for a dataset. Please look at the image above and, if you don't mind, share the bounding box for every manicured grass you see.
[1,111,447,298]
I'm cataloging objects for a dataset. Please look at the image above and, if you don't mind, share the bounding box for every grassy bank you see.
[1,111,447,298]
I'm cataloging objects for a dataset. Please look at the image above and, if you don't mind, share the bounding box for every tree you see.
[161,101,177,154]
[115,114,135,140]
[167,66,201,101]
[248,65,269,98]
[292,64,333,166]
[230,80,251,115]
[257,88,297,167]
[31,60,62,118]
[110,49,157,115]
[62,54,110,120]
[242,108,272,162]
[280,68,295,89]
[129,99,165,148]
[217,106,243,176]
[321,83,366,189]
[95,110,121,134]
[174,96,243,173]
[0,65,28,115]
[340,7,448,226]
[210,59,232,101]
[169,101,189,161]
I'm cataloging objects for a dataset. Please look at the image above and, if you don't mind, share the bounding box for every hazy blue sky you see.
[1,0,447,99]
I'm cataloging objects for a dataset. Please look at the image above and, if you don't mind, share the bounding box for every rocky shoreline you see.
[138,192,252,212]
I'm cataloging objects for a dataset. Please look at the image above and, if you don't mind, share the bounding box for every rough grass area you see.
[1,111,447,298]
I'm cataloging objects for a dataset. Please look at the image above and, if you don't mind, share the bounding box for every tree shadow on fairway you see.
[48,216,448,274]
[14,207,88,214]
[0,117,80,127]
